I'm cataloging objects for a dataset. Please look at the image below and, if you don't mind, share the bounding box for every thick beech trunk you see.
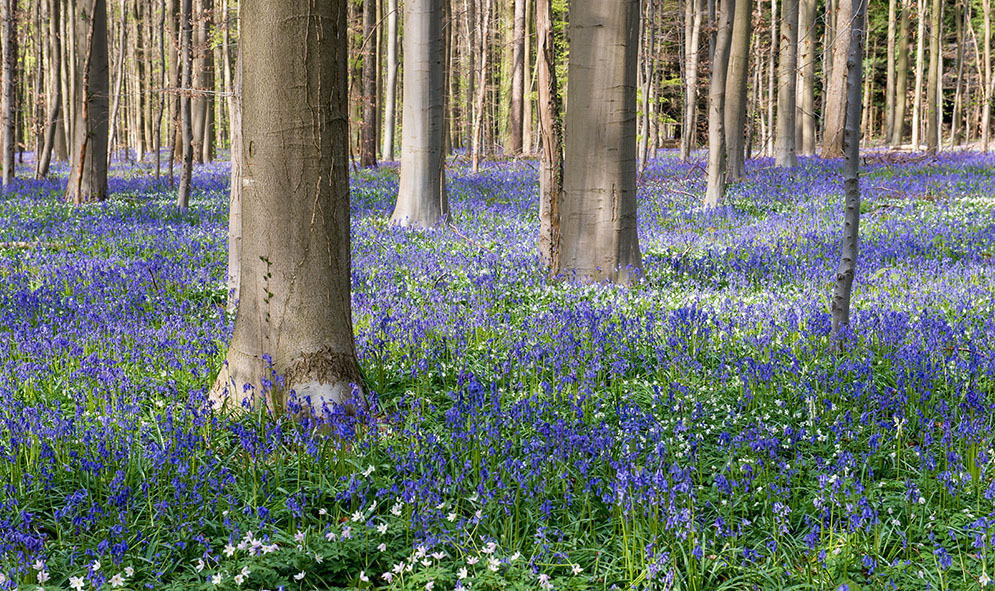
[536,0,562,271]
[891,0,910,146]
[391,0,448,227]
[776,0,798,167]
[359,0,377,167]
[704,0,733,207]
[796,0,816,155]
[558,0,642,283]
[724,0,751,179]
[176,0,193,207]
[680,0,704,160]
[212,0,364,414]
[822,0,851,157]
[67,0,110,204]
[925,0,940,153]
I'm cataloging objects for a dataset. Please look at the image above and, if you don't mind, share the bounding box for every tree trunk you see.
[831,0,866,341]
[360,0,378,167]
[724,0,750,179]
[523,0,533,154]
[470,0,490,172]
[67,0,110,204]
[211,0,364,414]
[891,0,910,146]
[507,0,524,154]
[796,0,816,155]
[925,0,940,153]
[766,0,778,155]
[38,0,63,178]
[227,48,241,312]
[984,0,992,150]
[176,0,193,208]
[382,0,398,160]
[559,0,642,283]
[776,0,798,167]
[822,0,851,157]
[911,0,925,149]
[680,0,704,160]
[884,0,896,141]
[391,0,448,227]
[949,0,964,148]
[536,0,562,271]
[1,0,15,186]
[705,0,732,206]
[106,0,127,167]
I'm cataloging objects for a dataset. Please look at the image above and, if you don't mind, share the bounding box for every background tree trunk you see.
[911,0,925,149]
[37,0,64,178]
[679,0,704,160]
[507,0,525,155]
[559,0,642,283]
[392,0,448,227]
[536,0,562,271]
[1,0,16,186]
[796,0,816,155]
[925,0,940,153]
[776,0,798,167]
[212,0,364,414]
[884,0,896,141]
[360,0,378,167]
[891,0,910,146]
[704,0,732,206]
[724,0,751,179]
[67,0,110,204]
[984,0,992,150]
[176,0,193,208]
[831,0,866,341]
[822,0,851,157]
[382,0,398,160]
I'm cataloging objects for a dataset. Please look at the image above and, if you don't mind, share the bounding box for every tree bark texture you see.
[776,0,798,167]
[925,0,940,153]
[536,0,562,271]
[831,0,866,341]
[360,0,378,167]
[680,0,704,160]
[559,0,642,283]
[822,0,851,157]
[796,0,816,155]
[67,0,110,204]
[508,0,525,154]
[724,0,751,179]
[382,0,398,160]
[704,0,732,207]
[2,0,16,186]
[891,0,910,146]
[392,0,448,227]
[176,0,193,208]
[212,0,364,414]
[38,0,64,178]
[884,0,896,140]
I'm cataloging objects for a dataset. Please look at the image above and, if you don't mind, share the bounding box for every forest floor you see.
[0,152,994,590]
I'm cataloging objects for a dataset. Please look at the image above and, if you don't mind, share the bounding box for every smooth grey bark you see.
[226,48,241,312]
[925,0,940,153]
[704,0,732,207]
[2,0,16,186]
[796,0,816,155]
[382,0,398,160]
[680,0,704,160]
[191,0,214,163]
[211,0,364,414]
[724,0,751,179]
[985,0,992,150]
[559,0,642,283]
[106,0,126,167]
[885,0,896,140]
[38,0,64,178]
[67,0,110,204]
[949,0,964,148]
[911,0,924,148]
[822,0,851,158]
[360,0,377,167]
[536,0,562,271]
[831,0,866,342]
[392,0,448,227]
[776,0,798,167]
[766,0,778,155]
[176,0,193,208]
[470,0,490,172]
[637,0,654,171]
[891,0,910,146]
[508,0,525,154]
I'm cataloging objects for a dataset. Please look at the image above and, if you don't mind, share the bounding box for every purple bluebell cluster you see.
[0,152,993,590]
